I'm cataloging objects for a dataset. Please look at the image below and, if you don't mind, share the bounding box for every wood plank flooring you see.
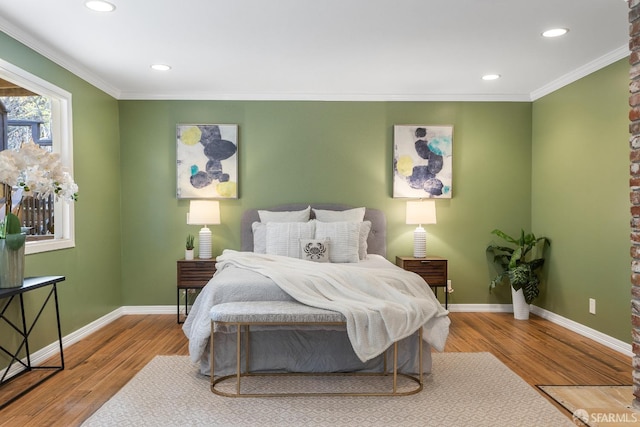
[0,312,633,427]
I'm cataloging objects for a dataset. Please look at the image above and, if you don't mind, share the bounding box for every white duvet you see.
[185,249,450,363]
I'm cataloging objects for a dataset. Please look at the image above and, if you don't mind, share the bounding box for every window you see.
[0,59,75,254]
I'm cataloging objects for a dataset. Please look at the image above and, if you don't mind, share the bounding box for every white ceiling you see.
[0,0,630,101]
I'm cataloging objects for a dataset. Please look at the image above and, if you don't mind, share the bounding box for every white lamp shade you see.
[187,200,221,225]
[406,200,437,225]
[187,200,220,259]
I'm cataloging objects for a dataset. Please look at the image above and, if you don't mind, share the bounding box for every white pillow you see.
[313,207,365,222]
[258,206,311,222]
[359,220,372,260]
[315,221,360,263]
[300,239,330,263]
[266,221,316,258]
[252,222,267,253]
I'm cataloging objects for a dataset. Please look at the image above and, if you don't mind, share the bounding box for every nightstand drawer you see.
[177,258,217,324]
[396,257,447,286]
[396,256,448,308]
[177,259,216,287]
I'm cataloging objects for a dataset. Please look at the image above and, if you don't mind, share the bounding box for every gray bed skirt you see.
[202,329,434,377]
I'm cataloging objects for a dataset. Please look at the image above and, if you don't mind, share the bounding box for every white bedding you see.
[183,250,450,365]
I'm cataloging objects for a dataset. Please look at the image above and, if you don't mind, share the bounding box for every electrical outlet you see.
[589,298,596,315]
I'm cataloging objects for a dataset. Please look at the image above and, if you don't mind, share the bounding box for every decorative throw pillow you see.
[265,221,316,258]
[300,239,330,262]
[359,220,372,260]
[312,207,366,222]
[315,221,360,263]
[252,222,267,253]
[258,206,311,222]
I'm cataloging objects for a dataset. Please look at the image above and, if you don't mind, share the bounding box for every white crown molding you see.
[0,15,627,102]
[0,16,121,99]
[530,45,630,101]
[118,91,533,102]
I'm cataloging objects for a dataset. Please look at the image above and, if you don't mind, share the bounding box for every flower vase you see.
[511,286,530,320]
[185,249,194,260]
[0,234,26,289]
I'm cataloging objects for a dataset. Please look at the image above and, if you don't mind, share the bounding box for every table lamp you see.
[406,200,437,258]
[187,200,220,259]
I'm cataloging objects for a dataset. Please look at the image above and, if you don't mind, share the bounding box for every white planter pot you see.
[185,249,194,260]
[511,287,530,320]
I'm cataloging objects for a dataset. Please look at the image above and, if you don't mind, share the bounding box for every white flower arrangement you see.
[0,141,78,202]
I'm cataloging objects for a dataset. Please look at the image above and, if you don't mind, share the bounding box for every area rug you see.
[538,385,639,426]
[81,353,573,427]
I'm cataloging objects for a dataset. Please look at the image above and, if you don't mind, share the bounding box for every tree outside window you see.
[1,94,55,239]
[0,61,76,254]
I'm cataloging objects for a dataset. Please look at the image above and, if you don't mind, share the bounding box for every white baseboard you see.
[1,307,125,380]
[2,303,632,381]
[528,305,633,357]
[447,303,513,313]
[121,305,177,315]
[447,303,633,357]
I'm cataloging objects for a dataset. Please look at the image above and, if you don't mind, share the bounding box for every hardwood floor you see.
[0,312,632,427]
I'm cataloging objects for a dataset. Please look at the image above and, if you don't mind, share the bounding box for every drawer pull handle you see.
[420,260,431,264]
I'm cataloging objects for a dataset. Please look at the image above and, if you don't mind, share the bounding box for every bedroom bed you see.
[182,203,450,379]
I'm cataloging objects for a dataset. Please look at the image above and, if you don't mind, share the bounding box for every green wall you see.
[0,32,122,354]
[532,58,630,341]
[0,28,633,357]
[118,100,533,306]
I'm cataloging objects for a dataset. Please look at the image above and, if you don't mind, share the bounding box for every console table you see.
[0,276,66,409]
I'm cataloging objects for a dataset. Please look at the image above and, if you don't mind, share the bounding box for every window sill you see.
[26,238,75,255]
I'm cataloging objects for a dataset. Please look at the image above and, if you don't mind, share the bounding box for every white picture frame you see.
[176,124,238,199]
[393,125,453,198]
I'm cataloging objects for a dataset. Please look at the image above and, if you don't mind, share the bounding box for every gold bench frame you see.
[209,318,423,397]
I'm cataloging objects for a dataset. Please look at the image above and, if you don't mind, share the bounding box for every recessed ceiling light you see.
[542,28,568,38]
[482,74,501,81]
[85,1,116,12]
[151,64,172,71]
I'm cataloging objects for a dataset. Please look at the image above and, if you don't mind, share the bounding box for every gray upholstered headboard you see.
[240,203,387,257]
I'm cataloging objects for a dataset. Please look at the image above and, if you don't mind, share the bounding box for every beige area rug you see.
[538,385,639,426]
[81,353,573,427]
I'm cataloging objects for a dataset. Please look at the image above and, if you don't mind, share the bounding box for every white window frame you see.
[0,58,75,254]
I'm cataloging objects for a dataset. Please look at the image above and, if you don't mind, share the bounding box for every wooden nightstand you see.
[396,256,448,309]
[177,258,216,323]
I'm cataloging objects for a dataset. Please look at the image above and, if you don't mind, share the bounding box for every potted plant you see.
[0,212,27,288]
[486,229,550,319]
[185,234,195,260]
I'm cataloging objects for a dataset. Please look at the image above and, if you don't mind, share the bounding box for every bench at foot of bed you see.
[209,300,423,397]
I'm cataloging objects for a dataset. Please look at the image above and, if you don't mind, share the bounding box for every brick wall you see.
[630,0,640,410]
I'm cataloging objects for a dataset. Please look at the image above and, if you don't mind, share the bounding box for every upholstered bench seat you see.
[210,300,346,324]
[209,300,424,397]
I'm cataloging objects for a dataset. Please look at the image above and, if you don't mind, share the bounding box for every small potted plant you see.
[185,234,195,260]
[486,229,550,319]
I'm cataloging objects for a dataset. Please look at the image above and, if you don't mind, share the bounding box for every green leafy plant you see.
[486,229,550,304]
[186,234,195,250]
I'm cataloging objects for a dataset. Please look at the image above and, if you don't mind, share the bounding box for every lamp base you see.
[413,227,426,258]
[199,226,212,259]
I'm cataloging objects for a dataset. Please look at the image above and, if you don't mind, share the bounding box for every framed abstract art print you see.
[176,124,238,199]
[393,125,453,198]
